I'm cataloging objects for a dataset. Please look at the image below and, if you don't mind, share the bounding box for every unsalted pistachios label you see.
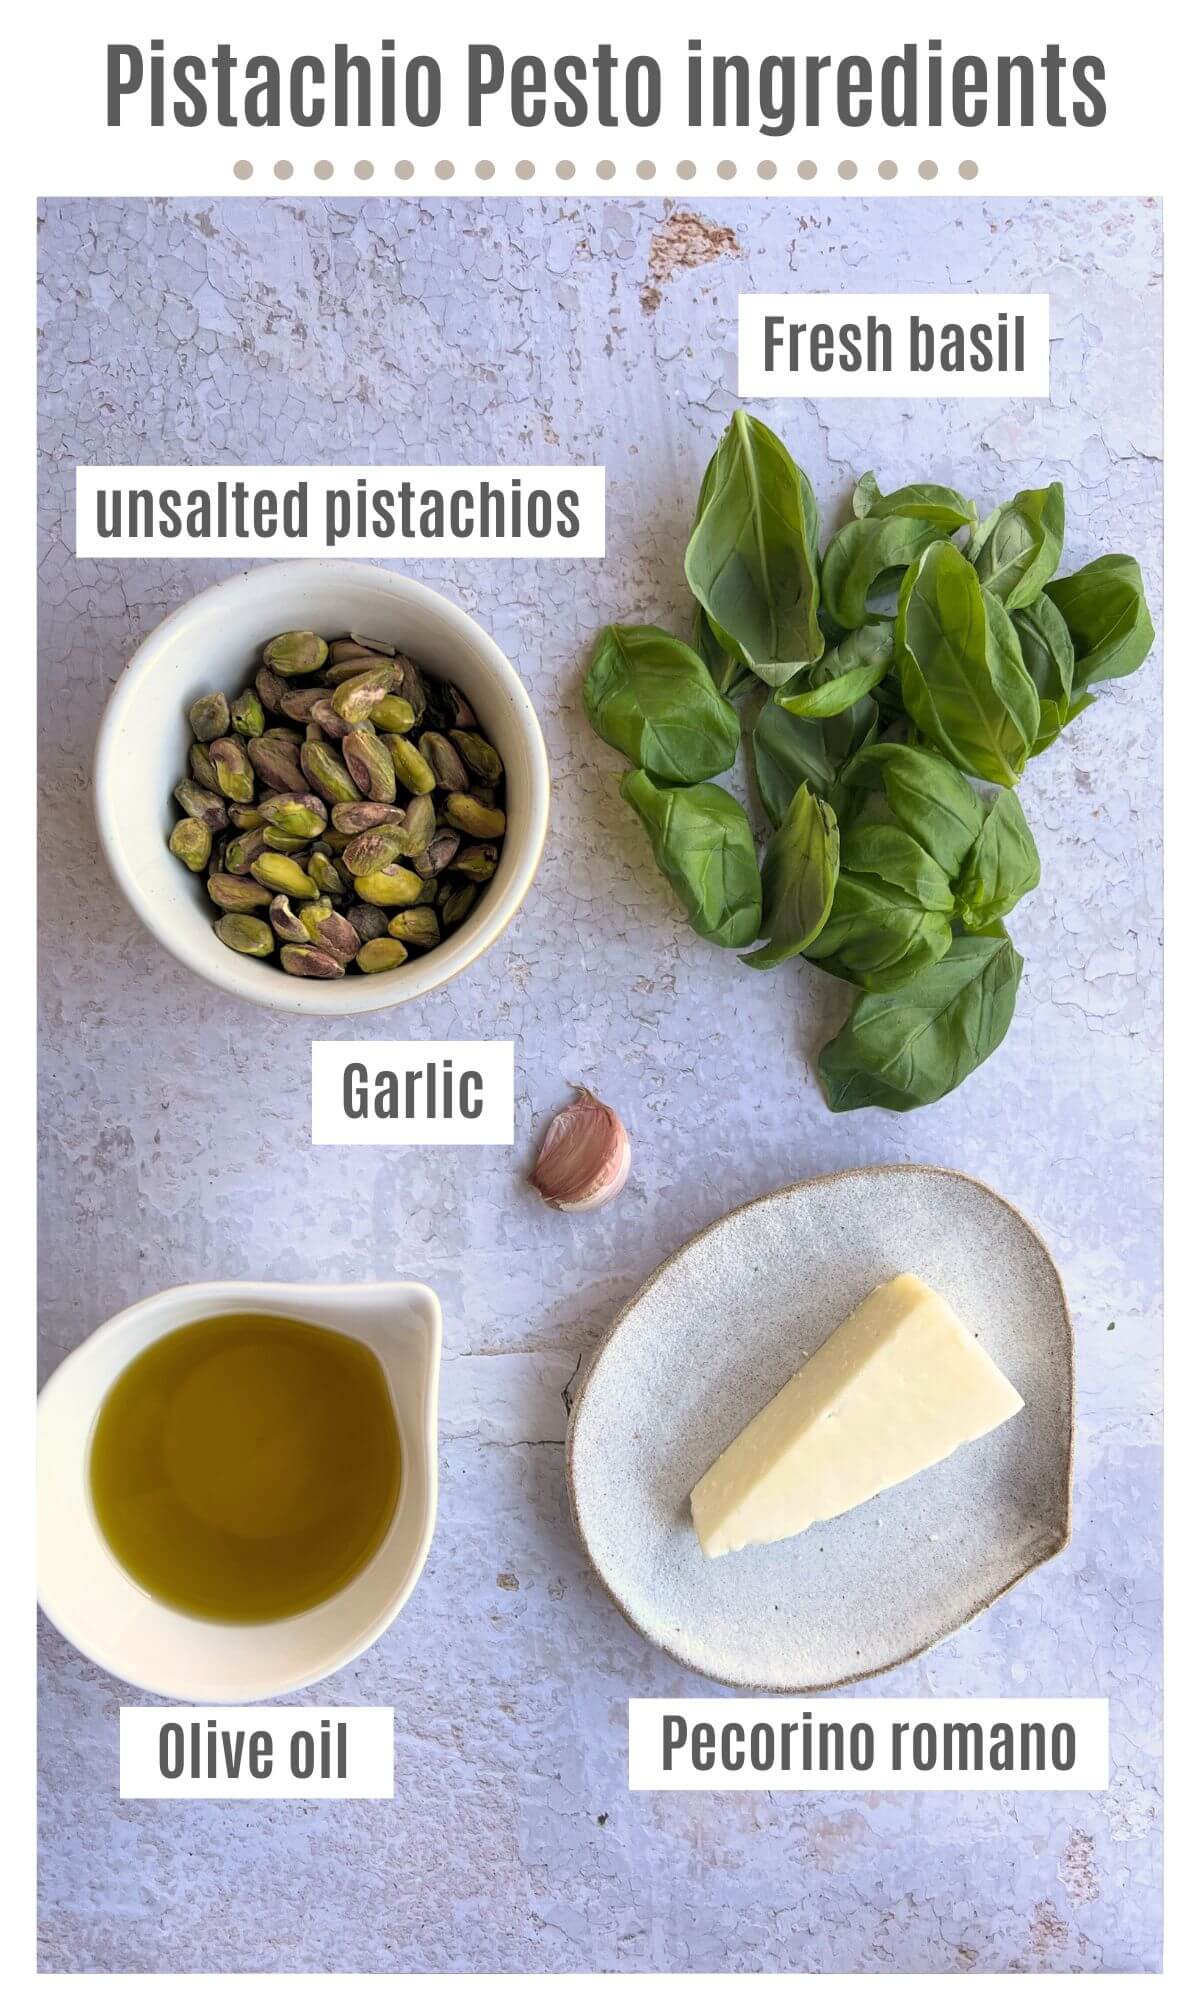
[312,1040,514,1144]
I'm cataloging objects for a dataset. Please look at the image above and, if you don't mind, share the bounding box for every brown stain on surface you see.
[641,211,741,312]
[1058,1829,1100,1905]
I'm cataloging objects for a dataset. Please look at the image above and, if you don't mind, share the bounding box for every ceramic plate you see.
[566,1166,1073,1691]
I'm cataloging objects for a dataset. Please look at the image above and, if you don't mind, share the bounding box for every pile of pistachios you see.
[168,630,506,978]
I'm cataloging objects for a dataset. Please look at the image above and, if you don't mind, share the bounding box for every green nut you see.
[343,825,409,875]
[300,739,362,806]
[207,737,253,805]
[258,792,329,839]
[370,694,416,735]
[450,729,504,783]
[174,778,228,830]
[268,894,310,943]
[356,938,409,974]
[263,630,329,678]
[307,849,346,898]
[255,665,289,714]
[387,907,441,950]
[413,830,460,878]
[189,742,221,791]
[224,828,270,874]
[243,732,300,792]
[301,901,360,962]
[331,664,397,723]
[401,793,437,855]
[440,882,478,926]
[386,734,437,795]
[392,657,428,725]
[280,685,329,722]
[214,914,275,957]
[262,828,313,853]
[310,699,351,740]
[207,872,272,912]
[230,688,266,738]
[280,944,345,979]
[444,792,506,840]
[342,725,398,804]
[168,816,212,872]
[251,854,319,900]
[419,731,469,791]
[331,801,404,833]
[189,692,230,743]
[452,841,499,882]
[348,902,389,942]
[227,803,266,831]
[353,864,424,908]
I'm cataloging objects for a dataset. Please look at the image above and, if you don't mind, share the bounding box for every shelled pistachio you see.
[166,628,508,977]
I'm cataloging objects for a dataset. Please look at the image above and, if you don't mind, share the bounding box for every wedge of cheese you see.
[690,1273,1023,1558]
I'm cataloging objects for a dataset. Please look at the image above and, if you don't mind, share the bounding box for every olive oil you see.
[88,1314,402,1623]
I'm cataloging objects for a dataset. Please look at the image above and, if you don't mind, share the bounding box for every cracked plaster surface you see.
[37,195,1161,1973]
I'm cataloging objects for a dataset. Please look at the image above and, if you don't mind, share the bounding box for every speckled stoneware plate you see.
[566,1166,1073,1691]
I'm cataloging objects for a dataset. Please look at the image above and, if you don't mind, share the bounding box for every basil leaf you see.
[685,411,824,687]
[954,790,1041,931]
[805,871,954,992]
[821,515,946,630]
[840,740,984,879]
[691,600,753,700]
[1045,553,1155,690]
[742,783,839,971]
[752,690,878,828]
[1011,593,1076,754]
[896,541,1039,787]
[776,618,894,720]
[619,769,761,949]
[967,482,1065,610]
[818,930,1024,1112]
[841,822,955,913]
[583,624,740,783]
[853,472,978,532]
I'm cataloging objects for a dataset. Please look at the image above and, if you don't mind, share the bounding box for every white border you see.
[11,0,1196,1987]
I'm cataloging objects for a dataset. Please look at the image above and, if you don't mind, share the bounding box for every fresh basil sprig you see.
[954,792,1041,931]
[741,783,839,971]
[818,930,1024,1112]
[685,410,824,686]
[839,741,984,879]
[776,619,894,721]
[619,770,761,949]
[582,413,1154,1113]
[583,624,740,783]
[896,542,1039,786]
[853,472,977,531]
[967,482,1065,610]
[1046,553,1155,690]
[752,692,878,828]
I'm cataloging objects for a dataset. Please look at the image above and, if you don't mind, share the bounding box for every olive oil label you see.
[312,1040,515,1144]
[120,1708,394,1800]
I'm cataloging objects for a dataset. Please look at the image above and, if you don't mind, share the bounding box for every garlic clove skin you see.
[530,1087,631,1213]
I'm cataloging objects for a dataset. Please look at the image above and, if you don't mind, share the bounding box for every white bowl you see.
[37,1280,441,1702]
[95,562,550,1013]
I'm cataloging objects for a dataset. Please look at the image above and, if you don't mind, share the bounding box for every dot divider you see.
[234,159,982,186]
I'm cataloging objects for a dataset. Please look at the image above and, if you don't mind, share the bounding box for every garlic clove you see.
[529,1086,631,1213]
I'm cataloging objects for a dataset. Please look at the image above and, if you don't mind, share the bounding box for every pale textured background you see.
[37,196,1162,1973]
